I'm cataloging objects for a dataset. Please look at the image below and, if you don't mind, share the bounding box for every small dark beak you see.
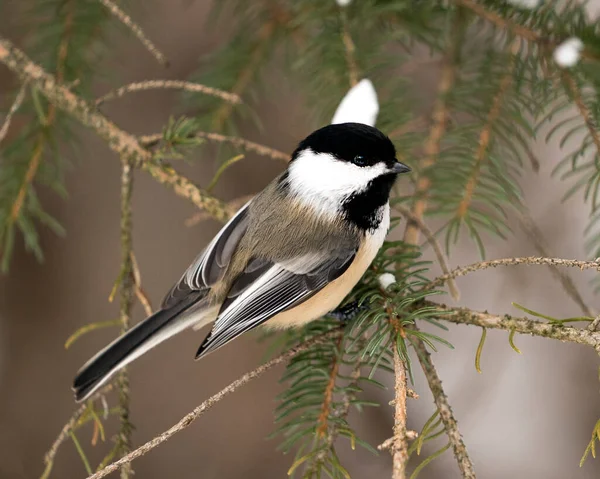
[390,160,411,174]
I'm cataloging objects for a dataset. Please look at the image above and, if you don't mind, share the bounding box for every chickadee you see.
[73,122,410,402]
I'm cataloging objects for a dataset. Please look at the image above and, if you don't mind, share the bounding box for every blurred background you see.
[0,1,599,478]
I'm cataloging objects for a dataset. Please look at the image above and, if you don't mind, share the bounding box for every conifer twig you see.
[454,0,600,61]
[306,337,364,475]
[391,337,408,479]
[340,10,358,87]
[456,40,518,219]
[518,209,593,318]
[0,36,149,161]
[97,0,168,67]
[8,3,74,224]
[86,328,344,479]
[409,326,476,478]
[41,385,114,479]
[455,0,541,42]
[95,80,240,106]
[431,302,600,353]
[316,335,344,438]
[403,12,463,245]
[426,256,600,291]
[139,130,289,161]
[0,80,27,145]
[588,314,600,332]
[10,137,43,222]
[184,131,289,161]
[115,160,135,479]
[562,71,600,167]
[378,432,418,451]
[0,36,232,223]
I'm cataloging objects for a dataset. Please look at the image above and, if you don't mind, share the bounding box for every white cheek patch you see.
[287,149,388,218]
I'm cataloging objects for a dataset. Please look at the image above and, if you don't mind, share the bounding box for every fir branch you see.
[518,209,594,318]
[409,327,476,478]
[316,335,344,438]
[213,20,275,130]
[139,130,289,161]
[394,205,459,301]
[391,332,409,479]
[340,10,358,87]
[426,256,600,291]
[97,0,168,67]
[95,80,241,106]
[432,302,600,353]
[337,351,363,423]
[403,11,463,245]
[0,80,28,145]
[455,40,518,220]
[0,36,149,160]
[189,131,289,161]
[87,328,344,479]
[589,314,600,332]
[562,71,600,167]
[9,136,44,223]
[305,336,365,475]
[41,385,114,479]
[454,0,599,61]
[550,70,600,269]
[8,1,74,225]
[115,160,135,479]
[0,36,232,223]
[455,0,540,42]
[378,432,418,452]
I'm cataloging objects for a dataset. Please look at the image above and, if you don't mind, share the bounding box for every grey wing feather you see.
[196,248,356,356]
[161,200,252,309]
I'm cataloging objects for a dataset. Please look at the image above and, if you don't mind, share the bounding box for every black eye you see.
[353,155,368,166]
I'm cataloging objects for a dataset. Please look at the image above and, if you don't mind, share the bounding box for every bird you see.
[72,122,411,402]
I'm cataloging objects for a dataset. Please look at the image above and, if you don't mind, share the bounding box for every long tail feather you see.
[73,292,206,402]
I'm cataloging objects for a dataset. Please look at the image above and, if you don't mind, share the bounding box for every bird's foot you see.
[328,300,368,322]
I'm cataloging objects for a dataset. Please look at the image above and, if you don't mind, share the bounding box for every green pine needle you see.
[508,329,522,355]
[475,327,487,374]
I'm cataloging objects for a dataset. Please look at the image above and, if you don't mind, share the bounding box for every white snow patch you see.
[553,37,584,68]
[378,273,396,290]
[506,0,541,9]
[331,78,379,127]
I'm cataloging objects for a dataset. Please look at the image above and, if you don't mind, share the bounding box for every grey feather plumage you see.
[73,174,361,401]
[166,176,361,355]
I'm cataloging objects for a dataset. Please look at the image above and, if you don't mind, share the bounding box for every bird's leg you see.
[328,300,368,322]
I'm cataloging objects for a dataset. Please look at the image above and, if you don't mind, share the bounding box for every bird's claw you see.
[328,300,368,322]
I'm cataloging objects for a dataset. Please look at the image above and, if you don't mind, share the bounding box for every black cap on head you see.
[291,122,397,168]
